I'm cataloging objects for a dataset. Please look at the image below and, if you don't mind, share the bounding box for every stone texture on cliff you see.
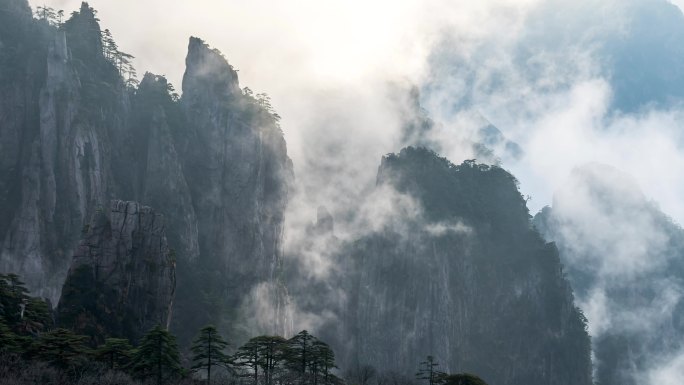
[177,36,294,338]
[339,147,592,385]
[0,6,294,344]
[58,200,175,344]
[0,3,126,302]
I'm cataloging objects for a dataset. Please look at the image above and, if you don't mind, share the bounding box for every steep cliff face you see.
[340,148,591,385]
[0,2,293,342]
[177,37,294,337]
[534,165,684,385]
[128,73,199,263]
[0,3,126,302]
[57,200,175,344]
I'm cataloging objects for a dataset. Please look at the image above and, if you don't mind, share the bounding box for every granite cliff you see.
[0,1,294,344]
[57,200,176,344]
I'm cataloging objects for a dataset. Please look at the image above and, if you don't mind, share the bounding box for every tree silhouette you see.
[234,337,261,385]
[35,6,57,25]
[255,335,288,385]
[286,330,317,379]
[191,325,232,384]
[131,325,183,385]
[311,340,337,385]
[416,356,445,385]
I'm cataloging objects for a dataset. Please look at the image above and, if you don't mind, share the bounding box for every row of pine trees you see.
[0,273,340,385]
[1,272,488,385]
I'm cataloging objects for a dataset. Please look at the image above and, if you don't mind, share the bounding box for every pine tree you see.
[131,325,184,385]
[0,317,20,353]
[0,274,30,330]
[416,356,445,385]
[234,337,261,385]
[18,297,52,335]
[287,330,316,376]
[255,335,288,385]
[311,340,337,385]
[95,338,134,370]
[191,325,232,384]
[29,328,90,370]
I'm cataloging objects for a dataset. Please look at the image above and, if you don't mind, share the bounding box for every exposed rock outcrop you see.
[57,201,175,344]
[0,5,294,344]
[176,37,293,338]
[0,3,125,302]
[337,148,592,385]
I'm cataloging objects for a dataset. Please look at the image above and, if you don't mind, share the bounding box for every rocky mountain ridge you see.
[0,1,293,344]
[1,1,596,383]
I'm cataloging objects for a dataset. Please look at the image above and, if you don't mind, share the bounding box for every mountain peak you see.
[62,2,104,58]
[182,36,241,102]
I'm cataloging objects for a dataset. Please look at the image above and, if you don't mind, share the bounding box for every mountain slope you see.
[0,1,294,344]
[534,164,684,385]
[310,147,593,385]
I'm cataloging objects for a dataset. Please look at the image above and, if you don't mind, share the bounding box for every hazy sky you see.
[29,0,684,227]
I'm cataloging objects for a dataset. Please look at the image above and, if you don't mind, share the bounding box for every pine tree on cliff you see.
[131,325,184,385]
[191,325,232,384]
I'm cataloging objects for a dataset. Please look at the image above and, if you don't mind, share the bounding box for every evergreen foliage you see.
[0,273,30,327]
[130,324,184,385]
[95,338,134,370]
[27,328,91,370]
[234,336,262,385]
[0,317,20,353]
[191,325,232,384]
[232,330,343,385]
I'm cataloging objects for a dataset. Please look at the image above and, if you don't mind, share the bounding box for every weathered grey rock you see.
[129,73,200,263]
[337,147,592,385]
[178,36,294,337]
[0,4,123,303]
[0,9,294,344]
[58,200,175,343]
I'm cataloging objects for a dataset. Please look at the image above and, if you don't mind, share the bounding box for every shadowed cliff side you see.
[57,200,176,345]
[338,147,591,385]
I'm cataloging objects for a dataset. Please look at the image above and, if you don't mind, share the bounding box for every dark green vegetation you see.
[1,272,351,385]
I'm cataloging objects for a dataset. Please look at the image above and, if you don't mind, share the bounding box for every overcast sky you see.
[29,0,684,226]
